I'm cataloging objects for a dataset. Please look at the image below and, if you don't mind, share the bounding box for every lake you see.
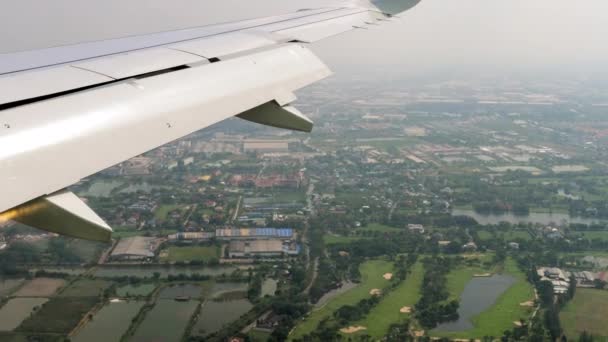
[435,274,515,332]
[210,282,248,299]
[192,299,253,337]
[261,278,277,297]
[452,208,607,226]
[80,180,165,197]
[159,284,202,299]
[73,300,144,342]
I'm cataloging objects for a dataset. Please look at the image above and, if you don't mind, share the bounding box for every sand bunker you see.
[369,288,382,296]
[338,251,350,257]
[520,301,534,307]
[399,306,412,313]
[473,273,492,277]
[383,273,393,280]
[513,321,523,327]
[413,330,425,337]
[340,326,367,334]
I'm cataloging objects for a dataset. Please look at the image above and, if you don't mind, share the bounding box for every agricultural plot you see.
[0,279,25,297]
[192,299,253,337]
[58,279,110,297]
[117,284,156,297]
[352,262,424,338]
[560,288,608,339]
[14,278,65,297]
[289,260,394,340]
[0,298,48,331]
[72,301,145,342]
[131,300,198,342]
[158,284,202,299]
[17,297,99,333]
[161,245,220,263]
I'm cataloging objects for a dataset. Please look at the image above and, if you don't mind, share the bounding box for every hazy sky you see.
[1,0,607,75]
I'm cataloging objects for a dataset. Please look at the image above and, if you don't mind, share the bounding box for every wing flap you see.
[1,190,112,242]
[169,31,281,59]
[237,101,313,132]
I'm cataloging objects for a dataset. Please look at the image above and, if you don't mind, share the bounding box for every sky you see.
[1,0,607,76]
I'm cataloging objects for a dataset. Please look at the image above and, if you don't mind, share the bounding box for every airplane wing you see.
[0,0,422,242]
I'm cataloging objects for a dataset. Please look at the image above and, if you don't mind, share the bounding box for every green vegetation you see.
[355,223,403,233]
[560,288,608,339]
[58,279,110,297]
[17,297,99,333]
[433,259,535,339]
[289,260,394,340]
[354,262,424,338]
[323,234,365,245]
[161,245,220,263]
[154,204,185,221]
[73,301,145,342]
[131,300,198,342]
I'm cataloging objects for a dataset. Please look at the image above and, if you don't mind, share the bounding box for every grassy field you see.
[161,245,220,263]
[433,259,535,339]
[154,204,185,221]
[289,259,394,340]
[249,329,271,341]
[353,262,424,338]
[561,288,608,339]
[14,278,65,297]
[579,231,608,241]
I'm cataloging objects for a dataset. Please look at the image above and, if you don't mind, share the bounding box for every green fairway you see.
[354,262,424,338]
[561,288,608,339]
[161,245,220,263]
[289,259,394,340]
[154,204,185,221]
[433,259,535,339]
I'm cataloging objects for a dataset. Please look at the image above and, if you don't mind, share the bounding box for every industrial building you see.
[110,236,158,261]
[228,239,299,258]
[215,228,294,240]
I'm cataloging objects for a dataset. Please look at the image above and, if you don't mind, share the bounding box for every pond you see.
[94,266,237,278]
[434,274,516,332]
[159,284,202,299]
[210,282,248,299]
[192,299,253,337]
[117,284,156,297]
[0,298,48,331]
[452,208,607,226]
[73,300,144,342]
[79,180,123,197]
[132,300,198,342]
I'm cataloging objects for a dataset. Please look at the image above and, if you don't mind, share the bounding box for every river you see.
[452,208,607,226]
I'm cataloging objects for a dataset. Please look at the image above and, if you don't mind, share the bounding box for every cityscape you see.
[1,72,608,341]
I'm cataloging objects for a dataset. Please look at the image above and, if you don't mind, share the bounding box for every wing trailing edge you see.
[1,190,112,242]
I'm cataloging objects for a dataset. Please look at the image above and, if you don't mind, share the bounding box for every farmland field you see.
[161,245,220,263]
[72,300,145,342]
[192,299,253,337]
[158,284,202,299]
[0,298,48,331]
[58,279,110,297]
[354,262,424,338]
[117,284,156,297]
[14,278,65,297]
[131,300,198,342]
[17,297,99,333]
[0,279,24,297]
[289,259,394,340]
[560,288,608,339]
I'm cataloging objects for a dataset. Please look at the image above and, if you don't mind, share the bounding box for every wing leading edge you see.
[0,0,422,241]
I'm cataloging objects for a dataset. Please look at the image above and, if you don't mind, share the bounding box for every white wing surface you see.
[0,0,422,241]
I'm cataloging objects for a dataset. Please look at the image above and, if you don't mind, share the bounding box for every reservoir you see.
[452,208,607,226]
[434,274,515,332]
